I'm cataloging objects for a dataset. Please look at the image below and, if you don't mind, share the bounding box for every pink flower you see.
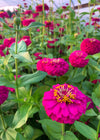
[37,58,69,76]
[59,27,64,33]
[0,50,5,56]
[47,39,58,48]
[33,12,39,18]
[97,7,100,10]
[34,52,42,60]
[22,10,33,15]
[91,79,100,84]
[44,21,53,28]
[0,86,9,105]
[62,6,67,9]
[85,22,89,26]
[0,44,6,50]
[0,11,9,18]
[19,36,32,46]
[69,50,89,68]
[35,4,49,12]
[0,34,3,39]
[92,17,100,22]
[37,29,40,32]
[22,18,35,26]
[3,38,15,47]
[42,83,88,124]
[7,87,15,93]
[80,38,100,55]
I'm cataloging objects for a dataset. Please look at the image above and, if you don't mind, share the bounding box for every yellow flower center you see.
[53,84,76,103]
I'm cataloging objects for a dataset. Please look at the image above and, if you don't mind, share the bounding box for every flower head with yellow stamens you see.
[42,83,88,124]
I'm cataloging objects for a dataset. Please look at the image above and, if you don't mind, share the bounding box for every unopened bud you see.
[14,17,21,26]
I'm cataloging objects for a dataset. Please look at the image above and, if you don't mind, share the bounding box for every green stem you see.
[96,120,100,140]
[61,123,65,140]
[15,26,19,106]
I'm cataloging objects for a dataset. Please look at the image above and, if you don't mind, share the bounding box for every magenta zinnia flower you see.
[3,38,15,47]
[22,18,35,26]
[80,38,100,55]
[0,86,9,105]
[37,58,69,76]
[33,12,39,18]
[19,36,32,46]
[69,50,89,68]
[47,39,58,48]
[42,83,88,124]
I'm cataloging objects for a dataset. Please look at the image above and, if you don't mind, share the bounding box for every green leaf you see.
[1,127,17,140]
[20,71,47,86]
[32,129,43,140]
[77,0,81,4]
[23,125,34,139]
[14,52,33,62]
[39,119,62,139]
[10,41,27,54]
[0,77,15,88]
[11,104,32,129]
[33,85,50,102]
[85,109,97,116]
[74,121,97,140]
[21,22,44,31]
[64,131,79,140]
[68,74,85,83]
[16,133,26,140]
[92,85,100,106]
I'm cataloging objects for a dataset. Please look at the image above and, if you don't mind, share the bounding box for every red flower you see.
[0,86,9,105]
[19,36,32,46]
[22,18,35,26]
[69,50,89,68]
[47,39,58,48]
[80,38,100,55]
[32,12,39,18]
[3,38,15,47]
[34,52,42,60]
[44,21,53,28]
[35,4,49,12]
[0,44,6,50]
[22,10,33,15]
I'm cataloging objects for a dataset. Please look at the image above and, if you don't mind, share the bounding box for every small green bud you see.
[14,17,21,26]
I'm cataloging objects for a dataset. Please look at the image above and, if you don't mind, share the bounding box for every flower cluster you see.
[80,38,100,55]
[0,11,9,18]
[37,58,69,76]
[42,83,88,124]
[69,50,89,68]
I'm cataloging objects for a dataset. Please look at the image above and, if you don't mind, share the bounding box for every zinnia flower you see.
[3,38,15,47]
[37,58,69,76]
[0,44,6,50]
[91,79,100,84]
[35,4,49,12]
[33,12,39,18]
[44,21,53,28]
[47,39,58,48]
[22,10,33,15]
[34,52,42,60]
[92,17,100,22]
[22,18,35,26]
[0,86,9,105]
[42,83,88,124]
[0,50,5,56]
[69,50,89,68]
[80,38,100,55]
[19,36,32,46]
[0,11,9,18]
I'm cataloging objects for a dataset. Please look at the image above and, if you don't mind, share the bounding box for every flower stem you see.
[15,26,19,106]
[96,120,100,140]
[61,123,65,140]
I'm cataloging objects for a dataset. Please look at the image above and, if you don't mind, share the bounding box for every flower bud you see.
[14,17,21,26]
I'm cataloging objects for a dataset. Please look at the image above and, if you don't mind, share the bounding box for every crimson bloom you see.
[44,21,53,28]
[22,18,35,26]
[0,44,6,50]
[37,58,69,76]
[0,11,9,18]
[0,86,9,105]
[80,38,100,55]
[34,52,42,60]
[47,39,58,48]
[3,38,15,47]
[35,4,49,12]
[69,50,89,68]
[19,36,32,46]
[22,10,33,15]
[42,83,88,124]
[33,12,39,18]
